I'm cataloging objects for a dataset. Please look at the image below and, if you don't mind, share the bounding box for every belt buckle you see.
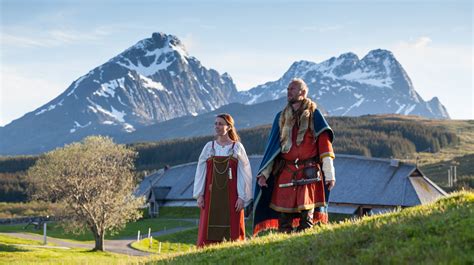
[294,158,299,169]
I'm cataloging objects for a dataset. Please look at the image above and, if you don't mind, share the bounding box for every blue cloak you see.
[252,108,334,234]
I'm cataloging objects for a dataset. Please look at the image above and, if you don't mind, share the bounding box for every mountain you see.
[0,34,451,156]
[238,49,450,119]
[116,97,287,144]
[0,32,239,155]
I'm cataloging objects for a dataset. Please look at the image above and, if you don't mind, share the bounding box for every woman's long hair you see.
[216,113,240,142]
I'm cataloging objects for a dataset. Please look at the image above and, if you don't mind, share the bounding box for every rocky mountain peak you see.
[238,49,449,120]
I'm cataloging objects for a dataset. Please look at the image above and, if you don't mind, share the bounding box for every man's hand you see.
[257,175,268,187]
[235,198,244,212]
[197,195,205,209]
[325,180,335,191]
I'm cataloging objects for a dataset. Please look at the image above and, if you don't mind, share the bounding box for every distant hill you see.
[0,115,464,202]
[131,114,458,171]
[148,192,474,264]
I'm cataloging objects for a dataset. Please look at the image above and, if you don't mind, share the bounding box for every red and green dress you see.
[193,141,253,247]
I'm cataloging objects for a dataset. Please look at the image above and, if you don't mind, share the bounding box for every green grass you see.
[132,213,350,255]
[156,207,200,218]
[0,234,46,246]
[0,245,148,265]
[131,219,256,254]
[145,191,474,264]
[0,218,195,242]
[0,234,150,265]
[132,227,198,254]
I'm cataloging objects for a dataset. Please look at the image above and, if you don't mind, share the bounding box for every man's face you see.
[287,83,303,103]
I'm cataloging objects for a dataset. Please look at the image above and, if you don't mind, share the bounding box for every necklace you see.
[212,155,233,189]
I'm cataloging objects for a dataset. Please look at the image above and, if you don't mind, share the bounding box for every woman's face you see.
[214,117,230,137]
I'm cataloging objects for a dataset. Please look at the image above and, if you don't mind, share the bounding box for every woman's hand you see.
[235,198,244,212]
[197,195,205,209]
[257,175,268,187]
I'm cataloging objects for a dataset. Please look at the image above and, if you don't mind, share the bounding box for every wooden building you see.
[135,154,446,217]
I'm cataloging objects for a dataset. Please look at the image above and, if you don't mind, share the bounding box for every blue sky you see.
[1,0,472,125]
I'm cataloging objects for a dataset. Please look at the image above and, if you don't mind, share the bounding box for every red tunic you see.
[270,128,333,213]
[196,154,245,247]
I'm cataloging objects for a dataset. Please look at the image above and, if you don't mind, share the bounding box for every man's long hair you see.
[216,113,241,142]
[289,78,308,98]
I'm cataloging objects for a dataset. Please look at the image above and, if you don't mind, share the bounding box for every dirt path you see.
[0,226,193,256]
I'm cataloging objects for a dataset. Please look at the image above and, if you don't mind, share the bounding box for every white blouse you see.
[193,141,253,206]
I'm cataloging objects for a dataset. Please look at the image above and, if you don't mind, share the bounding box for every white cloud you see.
[1,26,112,48]
[413,36,432,48]
[0,67,65,126]
[180,33,198,53]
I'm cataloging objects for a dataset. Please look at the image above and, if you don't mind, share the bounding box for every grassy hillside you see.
[147,191,474,264]
[1,192,472,264]
[415,120,474,190]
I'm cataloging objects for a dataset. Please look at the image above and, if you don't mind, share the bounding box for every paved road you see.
[1,226,194,256]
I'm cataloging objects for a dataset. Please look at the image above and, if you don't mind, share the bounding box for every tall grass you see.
[147,191,474,264]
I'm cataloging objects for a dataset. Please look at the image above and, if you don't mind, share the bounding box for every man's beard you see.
[288,97,302,104]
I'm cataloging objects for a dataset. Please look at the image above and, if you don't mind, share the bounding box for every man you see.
[253,78,335,235]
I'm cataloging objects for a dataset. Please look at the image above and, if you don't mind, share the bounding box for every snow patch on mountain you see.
[70,121,92,133]
[93,78,125,98]
[139,75,169,92]
[35,99,64,116]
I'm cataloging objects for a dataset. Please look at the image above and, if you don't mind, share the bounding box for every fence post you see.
[137,230,141,242]
[448,169,451,187]
[43,222,47,245]
[454,166,457,183]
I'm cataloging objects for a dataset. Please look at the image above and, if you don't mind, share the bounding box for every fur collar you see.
[279,98,317,153]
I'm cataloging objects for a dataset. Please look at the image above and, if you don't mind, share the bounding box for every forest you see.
[0,115,459,202]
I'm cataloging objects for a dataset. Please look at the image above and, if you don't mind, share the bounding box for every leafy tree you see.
[27,136,144,251]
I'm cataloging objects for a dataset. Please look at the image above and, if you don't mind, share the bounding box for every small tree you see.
[27,136,144,251]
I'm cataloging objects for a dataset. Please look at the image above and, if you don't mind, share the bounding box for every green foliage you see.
[0,201,59,218]
[147,192,474,264]
[131,115,459,170]
[26,136,144,251]
[0,172,28,202]
[0,156,38,173]
[328,115,458,157]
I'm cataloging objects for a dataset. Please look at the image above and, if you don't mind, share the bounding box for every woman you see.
[193,113,253,247]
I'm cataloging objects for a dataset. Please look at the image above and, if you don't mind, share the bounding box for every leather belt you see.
[284,157,317,169]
